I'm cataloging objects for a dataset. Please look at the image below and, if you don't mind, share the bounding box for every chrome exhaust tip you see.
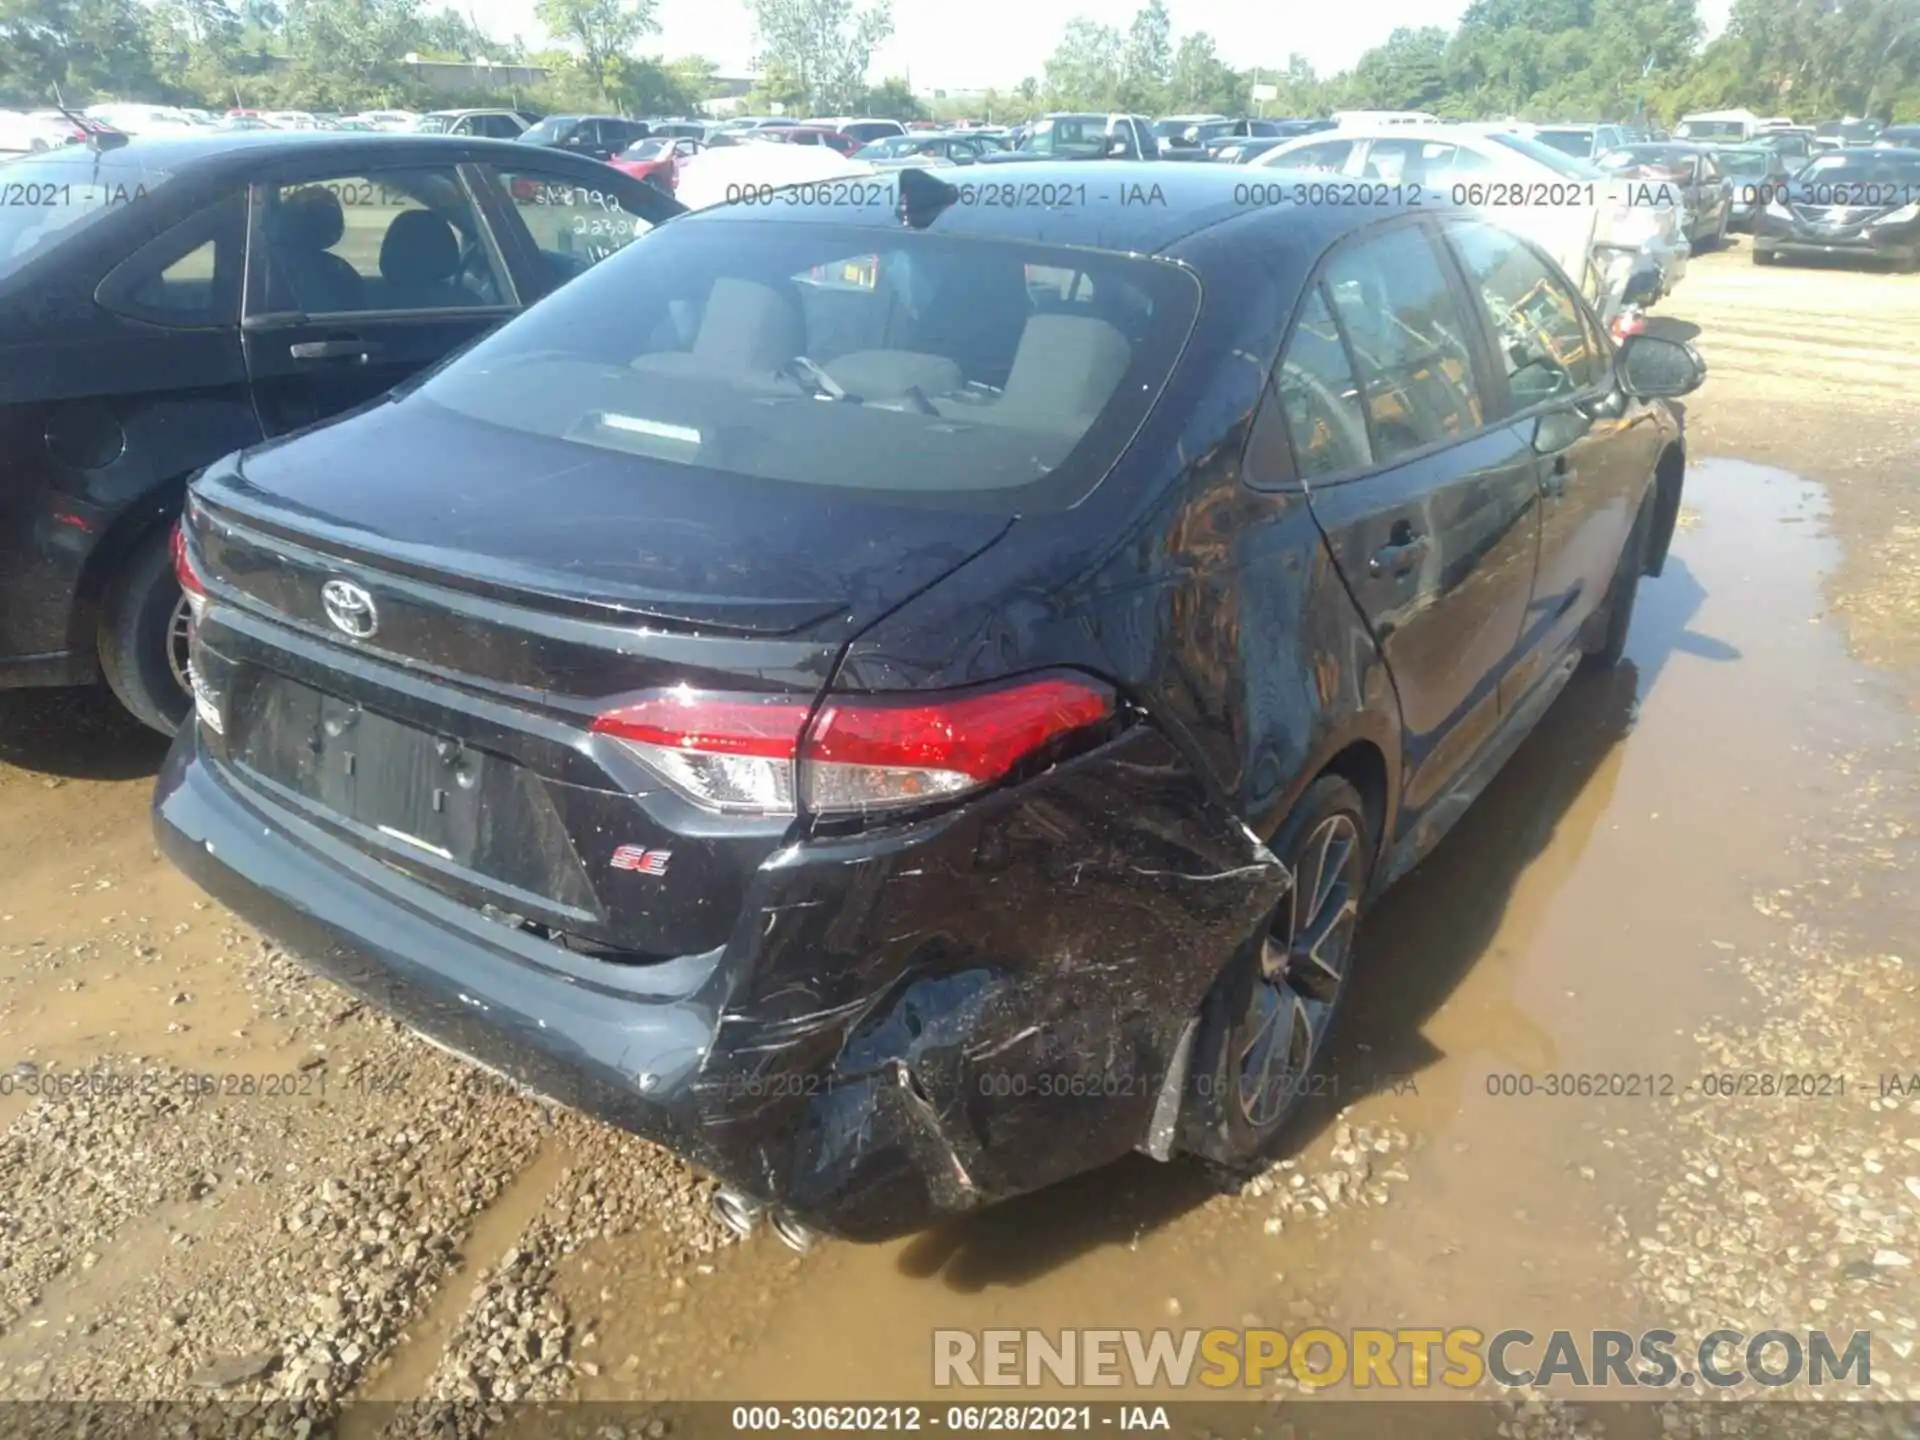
[711,1188,764,1239]
[768,1209,818,1254]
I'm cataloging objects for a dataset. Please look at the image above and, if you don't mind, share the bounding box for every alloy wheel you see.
[166,593,193,696]
[1236,814,1361,1130]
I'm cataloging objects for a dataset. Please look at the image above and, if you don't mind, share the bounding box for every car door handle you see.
[1369,533,1430,578]
[289,339,384,362]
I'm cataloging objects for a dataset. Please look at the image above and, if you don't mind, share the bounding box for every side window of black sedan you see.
[98,190,246,328]
[1322,224,1485,463]
[1443,219,1604,407]
[255,169,512,316]
[487,168,660,275]
[1274,287,1373,480]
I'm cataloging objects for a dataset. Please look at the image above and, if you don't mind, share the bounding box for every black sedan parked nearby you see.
[1754,147,1920,271]
[0,131,682,732]
[156,163,1702,1243]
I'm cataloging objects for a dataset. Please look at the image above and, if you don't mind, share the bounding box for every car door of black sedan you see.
[240,163,521,437]
[1438,217,1654,701]
[1272,218,1542,821]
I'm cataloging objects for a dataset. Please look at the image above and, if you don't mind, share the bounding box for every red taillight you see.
[591,675,1115,817]
[171,520,206,596]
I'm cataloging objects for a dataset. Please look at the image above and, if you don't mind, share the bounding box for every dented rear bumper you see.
[155,722,1285,1240]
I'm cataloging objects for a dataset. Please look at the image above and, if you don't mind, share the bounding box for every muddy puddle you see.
[548,458,1916,1402]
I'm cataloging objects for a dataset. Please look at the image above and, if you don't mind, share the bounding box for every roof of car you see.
[673,160,1414,256]
[41,131,605,175]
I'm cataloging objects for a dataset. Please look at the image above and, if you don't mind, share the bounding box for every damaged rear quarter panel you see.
[694,728,1286,1240]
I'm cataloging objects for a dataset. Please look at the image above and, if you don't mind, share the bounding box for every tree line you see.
[1,0,1913,123]
[1015,0,1918,125]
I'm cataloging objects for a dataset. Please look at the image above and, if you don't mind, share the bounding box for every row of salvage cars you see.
[5,130,1707,1243]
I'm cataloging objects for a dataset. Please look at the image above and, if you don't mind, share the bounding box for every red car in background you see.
[608,136,705,191]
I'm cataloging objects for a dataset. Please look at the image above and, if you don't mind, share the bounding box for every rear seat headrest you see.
[691,277,805,372]
[997,313,1131,419]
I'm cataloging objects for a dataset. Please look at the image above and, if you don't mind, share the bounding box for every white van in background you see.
[1674,108,1763,142]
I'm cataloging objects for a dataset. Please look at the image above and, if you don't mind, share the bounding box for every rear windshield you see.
[1533,128,1595,158]
[1484,131,1604,178]
[1677,120,1748,139]
[0,152,171,280]
[416,219,1200,513]
[1018,118,1108,158]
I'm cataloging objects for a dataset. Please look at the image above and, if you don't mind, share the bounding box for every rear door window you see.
[483,166,664,282]
[1322,222,1485,463]
[1279,139,1355,172]
[98,189,246,326]
[253,169,511,315]
[1275,287,1373,480]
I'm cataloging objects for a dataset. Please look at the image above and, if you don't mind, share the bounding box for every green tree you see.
[744,0,893,114]
[536,0,658,104]
[863,74,922,119]
[0,0,165,103]
[1042,17,1122,109]
[1118,0,1170,111]
[1168,31,1244,112]
[1347,25,1451,110]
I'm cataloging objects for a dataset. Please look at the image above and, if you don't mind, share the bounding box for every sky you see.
[460,0,1737,97]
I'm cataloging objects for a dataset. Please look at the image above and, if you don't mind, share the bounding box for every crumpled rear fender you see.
[687,724,1289,1240]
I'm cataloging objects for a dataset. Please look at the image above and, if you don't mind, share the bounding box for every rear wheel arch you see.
[72,476,191,652]
[1315,738,1391,874]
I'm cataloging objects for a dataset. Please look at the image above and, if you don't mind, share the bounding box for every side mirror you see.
[1617,333,1706,398]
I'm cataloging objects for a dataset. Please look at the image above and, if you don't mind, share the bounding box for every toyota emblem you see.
[320,579,379,639]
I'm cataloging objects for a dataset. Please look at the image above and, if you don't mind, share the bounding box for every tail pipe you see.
[714,1198,817,1251]
[711,1188,764,1239]
[710,1189,819,1253]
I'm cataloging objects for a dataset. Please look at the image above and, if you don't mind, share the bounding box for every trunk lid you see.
[186,398,1013,962]
[201,395,1011,639]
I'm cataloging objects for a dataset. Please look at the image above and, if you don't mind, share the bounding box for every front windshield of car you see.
[415,220,1200,514]
[1717,149,1774,176]
[1485,130,1604,178]
[519,116,572,144]
[1678,120,1747,139]
[414,114,455,134]
[1533,128,1595,158]
[1795,152,1920,185]
[1018,117,1106,158]
[0,152,172,282]
[854,135,914,158]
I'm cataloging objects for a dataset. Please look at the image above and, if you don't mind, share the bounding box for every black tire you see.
[1181,774,1373,1170]
[1582,488,1654,670]
[1752,247,1774,266]
[98,526,191,736]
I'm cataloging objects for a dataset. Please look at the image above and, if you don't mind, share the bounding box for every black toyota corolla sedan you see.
[156,163,1702,1242]
[0,131,681,733]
